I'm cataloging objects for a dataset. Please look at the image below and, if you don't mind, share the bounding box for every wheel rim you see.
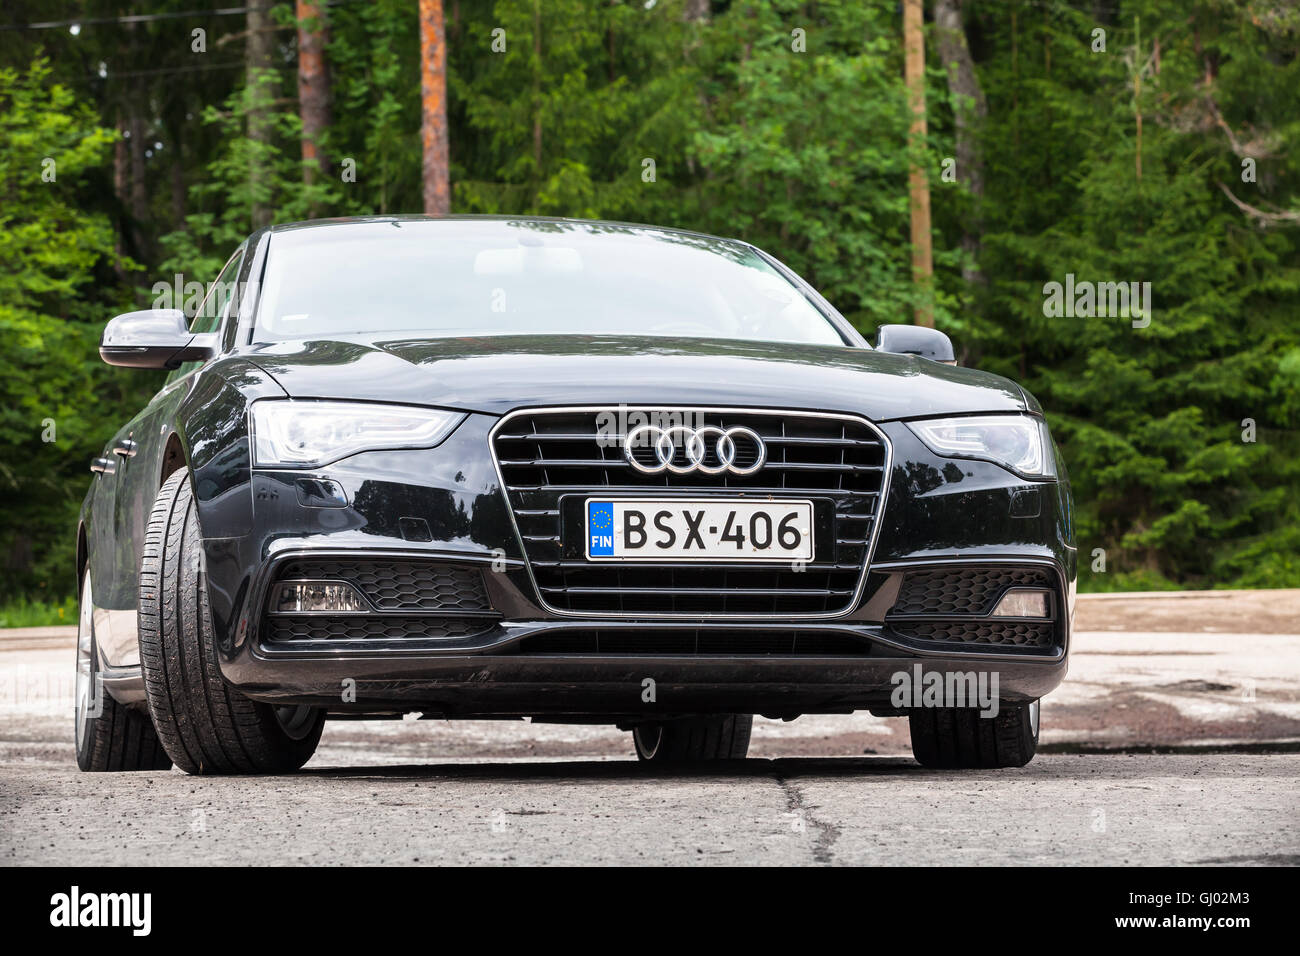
[273,705,316,741]
[634,724,663,760]
[74,575,95,746]
[1028,699,1040,738]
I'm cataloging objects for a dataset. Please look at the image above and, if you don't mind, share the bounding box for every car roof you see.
[265,214,743,247]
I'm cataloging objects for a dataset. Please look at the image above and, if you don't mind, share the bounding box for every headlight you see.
[907,414,1053,478]
[251,400,465,468]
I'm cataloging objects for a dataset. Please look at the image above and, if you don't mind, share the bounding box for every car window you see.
[163,248,243,385]
[253,221,847,347]
[190,249,244,334]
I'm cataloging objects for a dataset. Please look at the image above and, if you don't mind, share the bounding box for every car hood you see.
[241,334,1029,421]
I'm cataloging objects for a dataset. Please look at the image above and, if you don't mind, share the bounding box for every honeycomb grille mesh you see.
[888,620,1054,648]
[264,559,496,650]
[883,565,1061,652]
[278,559,490,612]
[265,616,491,644]
[889,566,1054,616]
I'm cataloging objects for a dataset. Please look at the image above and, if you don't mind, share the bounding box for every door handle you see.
[90,457,115,475]
[113,439,138,458]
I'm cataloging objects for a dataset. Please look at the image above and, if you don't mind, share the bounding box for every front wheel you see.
[632,714,753,763]
[908,701,1039,769]
[138,470,325,774]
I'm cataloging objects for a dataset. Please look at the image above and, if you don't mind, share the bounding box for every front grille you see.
[890,566,1054,616]
[493,407,889,617]
[888,620,1054,648]
[265,615,493,644]
[513,629,872,656]
[276,559,491,612]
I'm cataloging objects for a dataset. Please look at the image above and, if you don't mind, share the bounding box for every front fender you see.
[176,358,285,656]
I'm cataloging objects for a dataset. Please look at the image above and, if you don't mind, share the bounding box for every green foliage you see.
[0,595,77,629]
[0,0,1297,605]
[0,59,149,600]
[970,1,1300,589]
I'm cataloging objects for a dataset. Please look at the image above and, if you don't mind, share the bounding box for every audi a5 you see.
[76,216,1074,774]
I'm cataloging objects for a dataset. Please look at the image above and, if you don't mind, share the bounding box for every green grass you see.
[0,595,77,628]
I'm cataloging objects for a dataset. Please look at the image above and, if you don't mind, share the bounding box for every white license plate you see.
[585,498,814,562]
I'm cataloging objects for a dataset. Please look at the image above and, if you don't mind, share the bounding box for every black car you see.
[75,216,1074,774]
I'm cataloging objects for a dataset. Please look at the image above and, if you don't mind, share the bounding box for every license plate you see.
[585,498,814,562]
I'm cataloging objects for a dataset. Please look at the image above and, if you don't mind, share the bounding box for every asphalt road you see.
[2,592,1298,865]
[3,751,1296,865]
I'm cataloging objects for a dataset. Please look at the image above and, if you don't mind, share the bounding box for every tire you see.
[75,571,172,772]
[632,714,753,762]
[908,700,1039,769]
[138,470,325,775]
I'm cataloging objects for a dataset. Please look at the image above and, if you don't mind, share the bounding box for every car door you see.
[98,247,245,668]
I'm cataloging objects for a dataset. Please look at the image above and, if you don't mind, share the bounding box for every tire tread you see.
[139,471,323,775]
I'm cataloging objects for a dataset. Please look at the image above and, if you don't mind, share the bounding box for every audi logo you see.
[623,424,767,476]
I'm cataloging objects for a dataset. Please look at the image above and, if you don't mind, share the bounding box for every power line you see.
[0,7,257,31]
[97,59,246,79]
[0,1,358,32]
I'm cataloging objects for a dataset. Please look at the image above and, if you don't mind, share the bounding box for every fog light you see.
[991,588,1050,618]
[273,581,369,613]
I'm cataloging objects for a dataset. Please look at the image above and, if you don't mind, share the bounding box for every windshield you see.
[252,220,847,347]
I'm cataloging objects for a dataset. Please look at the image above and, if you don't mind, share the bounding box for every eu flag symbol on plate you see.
[587,501,614,556]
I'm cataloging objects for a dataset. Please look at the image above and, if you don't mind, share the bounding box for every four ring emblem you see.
[624,424,767,476]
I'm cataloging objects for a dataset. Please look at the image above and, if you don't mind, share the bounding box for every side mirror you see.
[875,324,956,365]
[100,309,218,369]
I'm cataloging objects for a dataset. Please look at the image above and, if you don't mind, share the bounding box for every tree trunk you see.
[419,0,450,215]
[683,0,709,21]
[171,155,187,231]
[113,112,128,269]
[903,0,933,326]
[934,0,987,284]
[297,0,332,190]
[532,0,542,178]
[247,2,276,229]
[128,85,148,234]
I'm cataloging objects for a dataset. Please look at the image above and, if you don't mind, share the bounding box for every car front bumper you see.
[197,413,1076,717]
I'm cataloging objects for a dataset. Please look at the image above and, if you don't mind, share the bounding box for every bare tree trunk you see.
[166,110,187,231]
[297,0,332,192]
[934,0,987,284]
[247,2,276,229]
[113,112,128,269]
[683,0,709,21]
[128,90,147,229]
[532,0,542,177]
[171,156,187,230]
[1134,15,1143,183]
[903,0,933,326]
[419,0,450,215]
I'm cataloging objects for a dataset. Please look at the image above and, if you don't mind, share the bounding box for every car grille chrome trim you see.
[490,406,893,620]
